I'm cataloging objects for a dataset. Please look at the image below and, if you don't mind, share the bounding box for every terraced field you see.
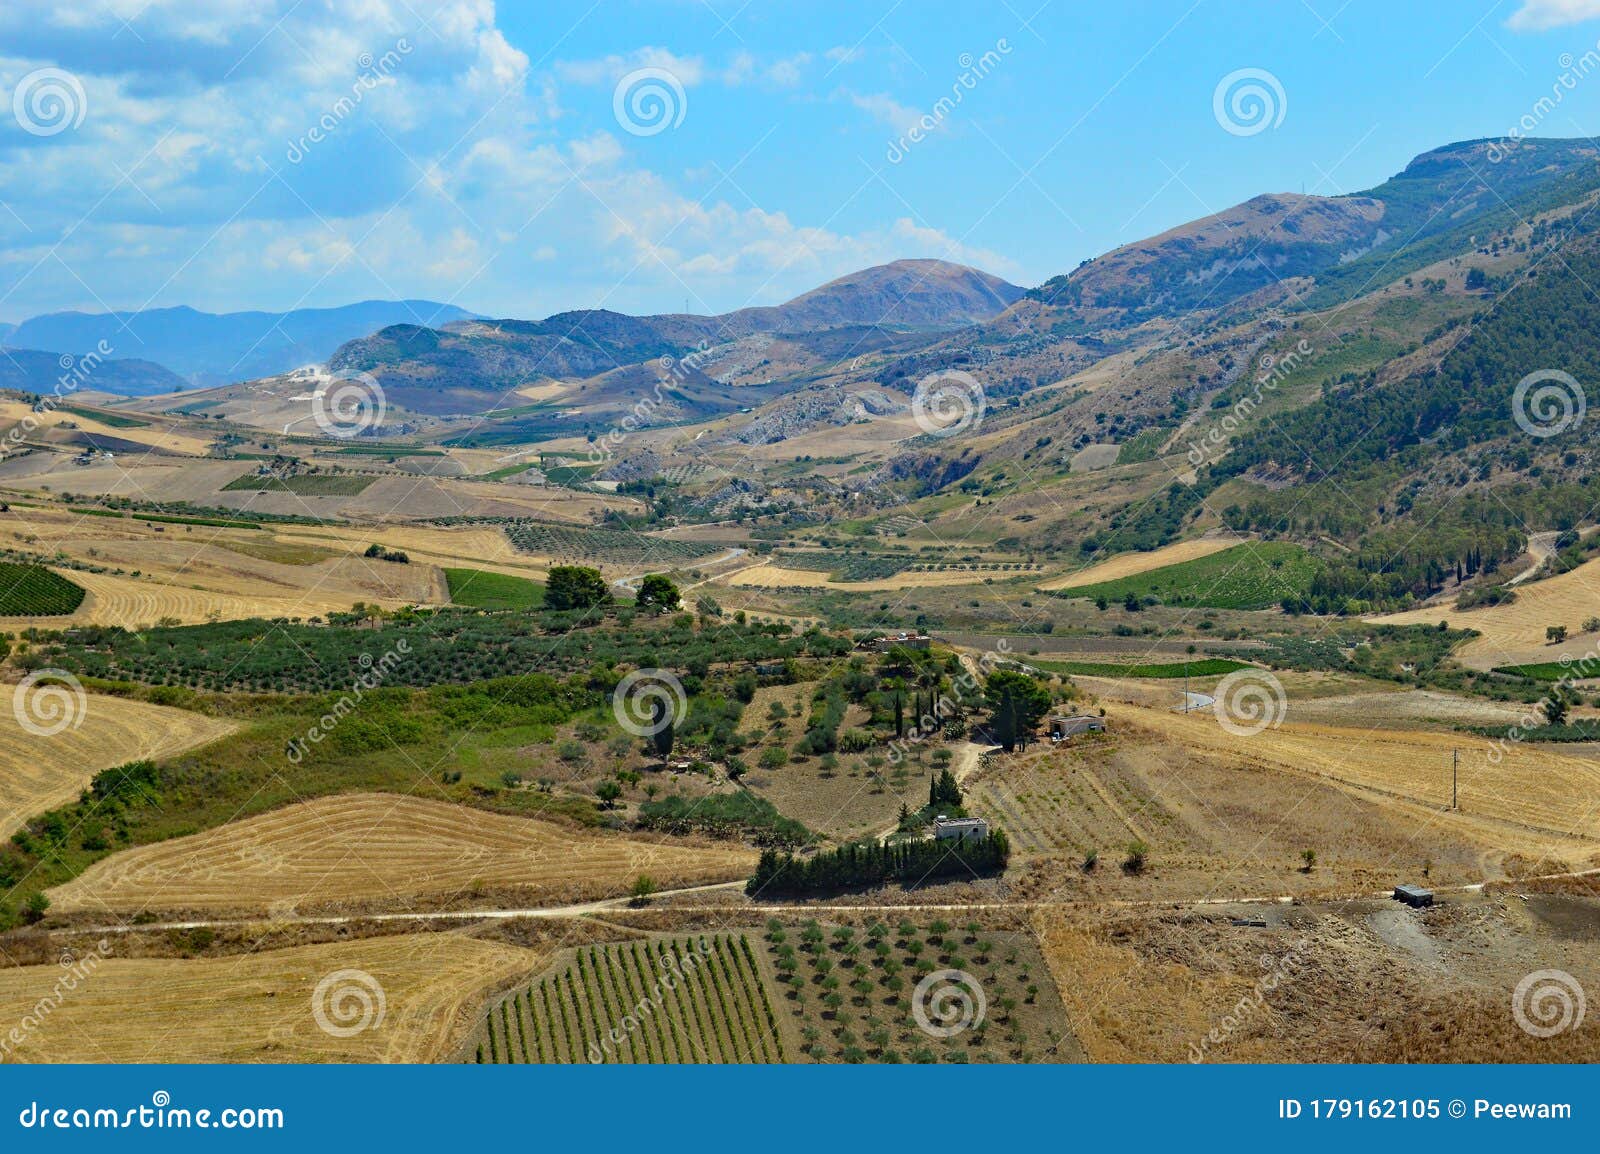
[473,934,784,1064]
[49,793,758,914]
[0,693,237,838]
[0,933,535,1063]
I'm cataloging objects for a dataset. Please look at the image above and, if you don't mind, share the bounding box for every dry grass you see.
[1037,535,1248,591]
[49,793,759,915]
[1105,701,1600,854]
[0,694,236,838]
[0,932,538,1063]
[1375,555,1600,669]
[0,504,446,625]
[0,401,215,457]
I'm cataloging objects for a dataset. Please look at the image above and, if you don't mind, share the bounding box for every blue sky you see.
[4,0,1600,322]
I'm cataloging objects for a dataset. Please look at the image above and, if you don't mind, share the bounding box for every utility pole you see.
[1452,748,1458,810]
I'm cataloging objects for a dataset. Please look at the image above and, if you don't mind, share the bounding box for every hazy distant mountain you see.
[0,347,187,397]
[10,300,478,388]
[0,323,15,344]
[328,260,1023,406]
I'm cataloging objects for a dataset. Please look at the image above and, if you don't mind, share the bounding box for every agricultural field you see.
[48,793,757,915]
[1107,701,1600,856]
[0,932,537,1063]
[47,610,838,694]
[472,934,784,1064]
[1378,554,1600,669]
[444,567,544,610]
[503,520,736,566]
[0,562,86,615]
[966,741,1168,860]
[0,400,215,457]
[222,472,380,496]
[754,918,1078,1063]
[1037,535,1249,590]
[0,693,237,838]
[728,564,1002,592]
[1049,542,1319,610]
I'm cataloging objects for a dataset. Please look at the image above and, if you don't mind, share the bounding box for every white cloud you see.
[1507,0,1600,29]
[0,3,1010,321]
[846,90,925,137]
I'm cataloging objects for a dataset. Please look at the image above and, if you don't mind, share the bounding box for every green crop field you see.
[222,473,378,495]
[57,404,150,428]
[1031,657,1252,679]
[1057,542,1321,610]
[0,563,87,616]
[444,567,544,610]
[474,935,784,1064]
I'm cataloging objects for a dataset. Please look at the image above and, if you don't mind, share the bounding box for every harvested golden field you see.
[0,566,423,629]
[0,504,446,625]
[1375,556,1600,669]
[0,932,537,1063]
[1105,701,1600,854]
[276,523,548,580]
[1037,535,1248,590]
[0,694,236,838]
[50,793,759,915]
[0,401,215,457]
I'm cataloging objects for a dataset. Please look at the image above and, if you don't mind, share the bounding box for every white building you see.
[933,815,989,842]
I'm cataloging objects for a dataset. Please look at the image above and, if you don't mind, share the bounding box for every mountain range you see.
[4,299,477,390]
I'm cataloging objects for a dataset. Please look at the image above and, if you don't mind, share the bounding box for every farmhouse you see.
[1049,714,1106,739]
[933,815,989,842]
[857,631,932,653]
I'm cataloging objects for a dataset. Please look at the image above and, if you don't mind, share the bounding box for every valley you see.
[3,134,1600,1071]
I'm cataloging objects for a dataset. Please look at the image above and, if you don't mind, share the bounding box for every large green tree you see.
[983,669,1052,752]
[544,565,611,611]
[635,573,681,613]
